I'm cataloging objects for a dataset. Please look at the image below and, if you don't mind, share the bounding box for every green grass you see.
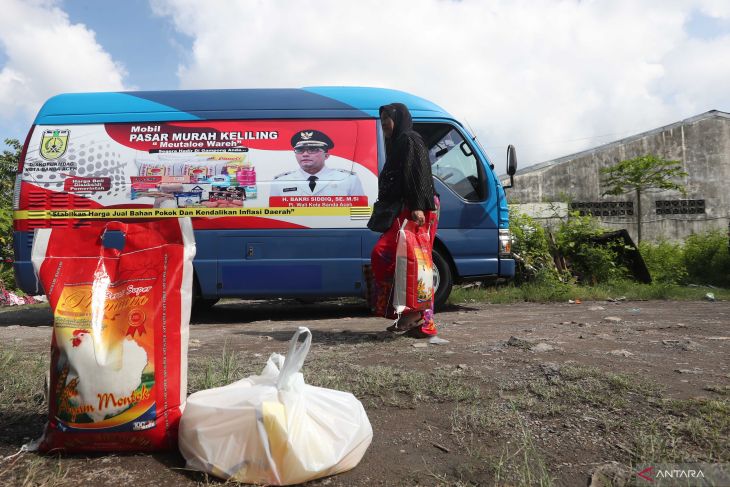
[0,455,69,487]
[451,402,507,437]
[0,302,50,314]
[418,361,729,485]
[2,338,728,486]
[444,401,555,487]
[306,361,481,408]
[449,402,555,487]
[449,280,730,305]
[508,365,663,416]
[511,412,554,487]
[0,348,47,417]
[500,364,730,464]
[187,340,260,393]
[704,385,730,396]
[651,397,730,461]
[188,343,484,409]
[0,348,61,487]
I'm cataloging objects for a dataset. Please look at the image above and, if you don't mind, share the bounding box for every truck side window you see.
[415,124,487,202]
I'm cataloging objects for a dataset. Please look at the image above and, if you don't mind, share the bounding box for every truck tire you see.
[432,248,453,311]
[193,296,219,312]
[192,278,219,312]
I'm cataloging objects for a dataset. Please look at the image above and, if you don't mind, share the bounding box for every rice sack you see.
[31,218,195,452]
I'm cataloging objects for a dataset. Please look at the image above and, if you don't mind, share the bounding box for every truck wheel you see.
[193,297,219,312]
[432,248,453,311]
[192,278,219,312]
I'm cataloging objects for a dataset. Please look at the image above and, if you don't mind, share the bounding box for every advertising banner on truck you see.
[17,120,378,229]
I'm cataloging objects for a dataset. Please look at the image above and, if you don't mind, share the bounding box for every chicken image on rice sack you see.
[30,218,195,452]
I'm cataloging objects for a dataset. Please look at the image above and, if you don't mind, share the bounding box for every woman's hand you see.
[411,210,425,226]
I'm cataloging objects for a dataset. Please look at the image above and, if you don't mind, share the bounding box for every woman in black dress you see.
[370,103,439,337]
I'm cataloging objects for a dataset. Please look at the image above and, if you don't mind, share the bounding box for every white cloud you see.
[152,0,730,167]
[0,0,127,137]
[695,0,730,18]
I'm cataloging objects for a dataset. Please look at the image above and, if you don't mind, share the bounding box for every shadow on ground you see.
[190,298,372,325]
[0,411,45,447]
[0,299,477,330]
[0,305,53,327]
[232,328,399,344]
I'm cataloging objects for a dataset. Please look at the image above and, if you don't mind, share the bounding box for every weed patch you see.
[497,364,730,465]
[462,406,554,487]
[449,280,730,305]
[705,385,730,396]
[0,347,47,419]
[684,231,730,287]
[437,400,556,486]
[305,360,481,408]
[187,341,259,393]
[626,398,730,465]
[640,240,687,285]
[0,454,68,487]
[451,402,507,438]
[653,397,730,461]
[519,365,663,410]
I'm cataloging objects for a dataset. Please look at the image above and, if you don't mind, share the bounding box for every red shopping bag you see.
[392,220,434,315]
[30,219,195,452]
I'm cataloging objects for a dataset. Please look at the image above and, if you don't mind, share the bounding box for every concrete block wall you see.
[504,111,730,243]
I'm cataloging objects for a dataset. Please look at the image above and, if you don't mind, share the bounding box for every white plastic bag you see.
[178,327,373,485]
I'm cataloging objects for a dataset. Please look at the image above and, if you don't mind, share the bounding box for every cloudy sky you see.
[1,0,728,168]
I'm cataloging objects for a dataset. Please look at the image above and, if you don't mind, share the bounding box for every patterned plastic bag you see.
[392,220,434,315]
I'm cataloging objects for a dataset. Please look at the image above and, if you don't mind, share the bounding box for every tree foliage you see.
[0,139,21,288]
[600,155,687,242]
[600,155,687,196]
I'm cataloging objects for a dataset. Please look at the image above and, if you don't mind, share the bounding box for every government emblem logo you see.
[300,131,313,140]
[40,129,69,160]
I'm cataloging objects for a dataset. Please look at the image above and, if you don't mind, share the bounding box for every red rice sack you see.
[30,218,195,452]
[392,220,434,314]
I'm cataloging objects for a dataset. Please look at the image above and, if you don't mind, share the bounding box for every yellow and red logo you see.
[126,308,147,338]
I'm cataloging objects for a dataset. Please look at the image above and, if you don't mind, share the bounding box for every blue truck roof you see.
[34,86,452,125]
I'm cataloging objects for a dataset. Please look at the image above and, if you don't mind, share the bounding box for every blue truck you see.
[13,87,516,308]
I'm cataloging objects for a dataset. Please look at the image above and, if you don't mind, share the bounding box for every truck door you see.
[414,122,500,277]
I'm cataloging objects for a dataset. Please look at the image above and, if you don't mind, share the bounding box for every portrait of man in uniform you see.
[270,129,364,197]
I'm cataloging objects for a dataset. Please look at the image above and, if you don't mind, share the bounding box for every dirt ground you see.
[0,297,728,486]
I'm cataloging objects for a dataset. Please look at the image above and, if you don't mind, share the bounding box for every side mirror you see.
[503,144,517,188]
